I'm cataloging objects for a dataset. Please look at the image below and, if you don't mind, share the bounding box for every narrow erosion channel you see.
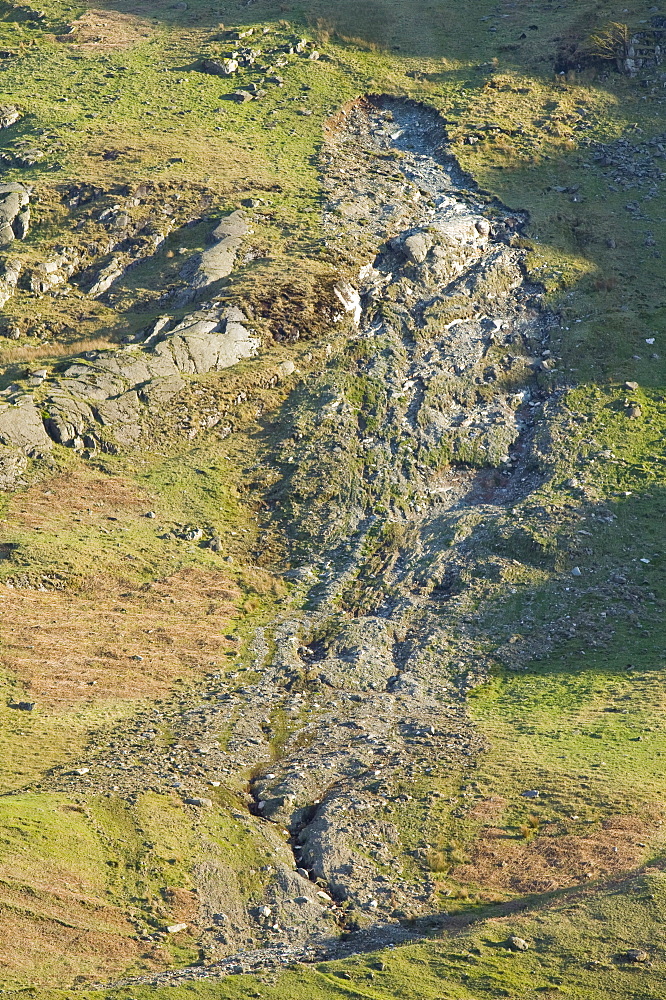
[102,95,557,987]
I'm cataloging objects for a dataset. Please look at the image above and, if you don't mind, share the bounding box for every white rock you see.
[333,280,361,326]
[166,923,188,933]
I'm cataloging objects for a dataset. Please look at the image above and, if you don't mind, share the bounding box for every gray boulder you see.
[0,105,19,129]
[0,258,21,307]
[182,211,249,290]
[0,183,30,245]
[87,257,123,297]
[0,444,27,490]
[403,232,432,263]
[202,58,238,76]
[0,397,52,455]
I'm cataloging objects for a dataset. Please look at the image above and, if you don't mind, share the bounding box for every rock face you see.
[38,304,260,450]
[86,256,123,297]
[181,211,250,290]
[0,258,21,307]
[167,310,259,373]
[0,294,260,455]
[0,394,52,455]
[0,183,30,246]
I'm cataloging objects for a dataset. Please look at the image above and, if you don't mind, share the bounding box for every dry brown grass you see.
[0,468,242,706]
[468,795,507,822]
[0,852,178,985]
[452,814,663,894]
[0,567,239,707]
[0,909,156,987]
[0,338,113,365]
[160,885,199,924]
[56,8,154,52]
[7,468,150,529]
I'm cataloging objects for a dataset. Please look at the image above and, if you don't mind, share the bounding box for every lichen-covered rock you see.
[93,391,142,444]
[0,183,30,245]
[27,250,80,294]
[181,211,249,290]
[0,444,27,489]
[0,258,21,307]
[86,257,123,297]
[399,231,431,263]
[165,308,260,373]
[433,214,490,247]
[35,303,259,450]
[0,397,52,455]
[44,393,95,447]
[0,105,19,129]
[202,57,239,76]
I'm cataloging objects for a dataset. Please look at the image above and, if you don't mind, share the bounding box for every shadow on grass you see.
[407,856,666,940]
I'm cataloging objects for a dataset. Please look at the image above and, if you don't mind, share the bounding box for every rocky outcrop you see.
[0,183,30,246]
[0,257,21,307]
[86,256,123,298]
[0,393,53,455]
[623,21,666,74]
[180,211,249,291]
[202,57,239,76]
[39,304,260,450]
[27,249,81,294]
[0,105,19,129]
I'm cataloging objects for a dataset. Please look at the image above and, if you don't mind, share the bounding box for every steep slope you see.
[0,0,664,997]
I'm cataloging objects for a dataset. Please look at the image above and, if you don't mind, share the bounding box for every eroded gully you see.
[96,95,557,986]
